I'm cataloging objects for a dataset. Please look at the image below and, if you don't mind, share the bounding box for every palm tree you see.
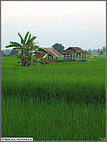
[6,32,30,65]
[6,32,46,66]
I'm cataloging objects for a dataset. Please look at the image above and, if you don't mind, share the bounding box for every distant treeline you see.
[1,49,20,57]
[1,45,106,57]
[85,46,106,55]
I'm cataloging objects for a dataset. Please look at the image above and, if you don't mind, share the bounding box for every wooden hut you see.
[34,48,62,63]
[62,47,91,61]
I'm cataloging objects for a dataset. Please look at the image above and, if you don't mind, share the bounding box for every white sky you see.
[1,1,106,50]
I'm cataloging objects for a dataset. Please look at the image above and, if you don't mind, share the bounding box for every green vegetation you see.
[5,32,45,66]
[52,43,65,53]
[1,56,105,140]
[86,46,106,55]
[10,48,19,56]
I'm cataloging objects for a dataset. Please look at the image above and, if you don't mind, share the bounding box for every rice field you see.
[1,56,105,140]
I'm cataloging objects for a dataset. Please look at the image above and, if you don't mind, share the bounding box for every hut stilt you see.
[71,54,72,61]
[56,57,57,62]
[48,55,49,63]
[79,54,81,61]
[85,54,86,60]
[76,54,77,61]
[44,58,45,64]
[64,55,65,62]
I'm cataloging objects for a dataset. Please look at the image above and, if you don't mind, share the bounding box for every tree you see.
[99,50,103,55]
[4,49,11,56]
[6,32,37,65]
[5,32,46,66]
[1,50,5,56]
[88,49,92,53]
[102,46,106,54]
[6,32,30,65]
[98,48,100,54]
[52,43,65,53]
[10,49,19,56]
[97,46,106,55]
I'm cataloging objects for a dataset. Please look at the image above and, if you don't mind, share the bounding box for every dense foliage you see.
[52,43,65,53]
[86,46,106,55]
[5,32,45,66]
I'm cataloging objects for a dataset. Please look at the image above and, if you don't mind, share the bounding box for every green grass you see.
[1,56,105,140]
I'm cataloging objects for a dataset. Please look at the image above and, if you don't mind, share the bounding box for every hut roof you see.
[34,53,48,58]
[39,48,63,57]
[62,47,91,55]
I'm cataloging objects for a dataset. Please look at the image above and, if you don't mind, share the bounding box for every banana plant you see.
[5,32,46,66]
[6,32,30,65]
[6,32,37,65]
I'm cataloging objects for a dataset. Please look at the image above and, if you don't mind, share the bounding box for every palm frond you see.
[18,32,24,44]
[15,47,28,51]
[35,50,47,55]
[10,42,22,47]
[26,34,31,45]
[29,36,37,44]
[24,32,29,44]
[30,45,33,50]
[5,44,15,48]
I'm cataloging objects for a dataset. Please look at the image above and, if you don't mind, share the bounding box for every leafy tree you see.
[52,43,65,53]
[10,49,19,56]
[5,32,46,66]
[102,46,106,53]
[4,49,11,56]
[6,32,30,65]
[88,49,92,53]
[97,46,106,55]
[98,48,100,54]
[99,50,103,55]
[6,32,37,65]
[1,50,5,56]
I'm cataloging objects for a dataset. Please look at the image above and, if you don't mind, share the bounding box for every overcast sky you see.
[1,1,106,50]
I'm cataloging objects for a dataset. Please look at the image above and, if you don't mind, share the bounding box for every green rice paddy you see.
[1,56,105,140]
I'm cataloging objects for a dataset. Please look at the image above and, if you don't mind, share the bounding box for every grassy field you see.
[1,56,105,140]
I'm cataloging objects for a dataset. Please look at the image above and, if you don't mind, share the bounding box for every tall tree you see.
[52,43,65,53]
[1,50,5,56]
[102,46,106,53]
[98,48,100,54]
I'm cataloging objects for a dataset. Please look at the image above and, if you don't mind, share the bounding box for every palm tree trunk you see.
[21,50,24,66]
[31,51,33,65]
[22,50,24,56]
[31,56,32,64]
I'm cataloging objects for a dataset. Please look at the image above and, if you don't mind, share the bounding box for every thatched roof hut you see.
[62,47,91,55]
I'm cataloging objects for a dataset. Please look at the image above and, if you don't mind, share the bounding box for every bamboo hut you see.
[62,47,91,61]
